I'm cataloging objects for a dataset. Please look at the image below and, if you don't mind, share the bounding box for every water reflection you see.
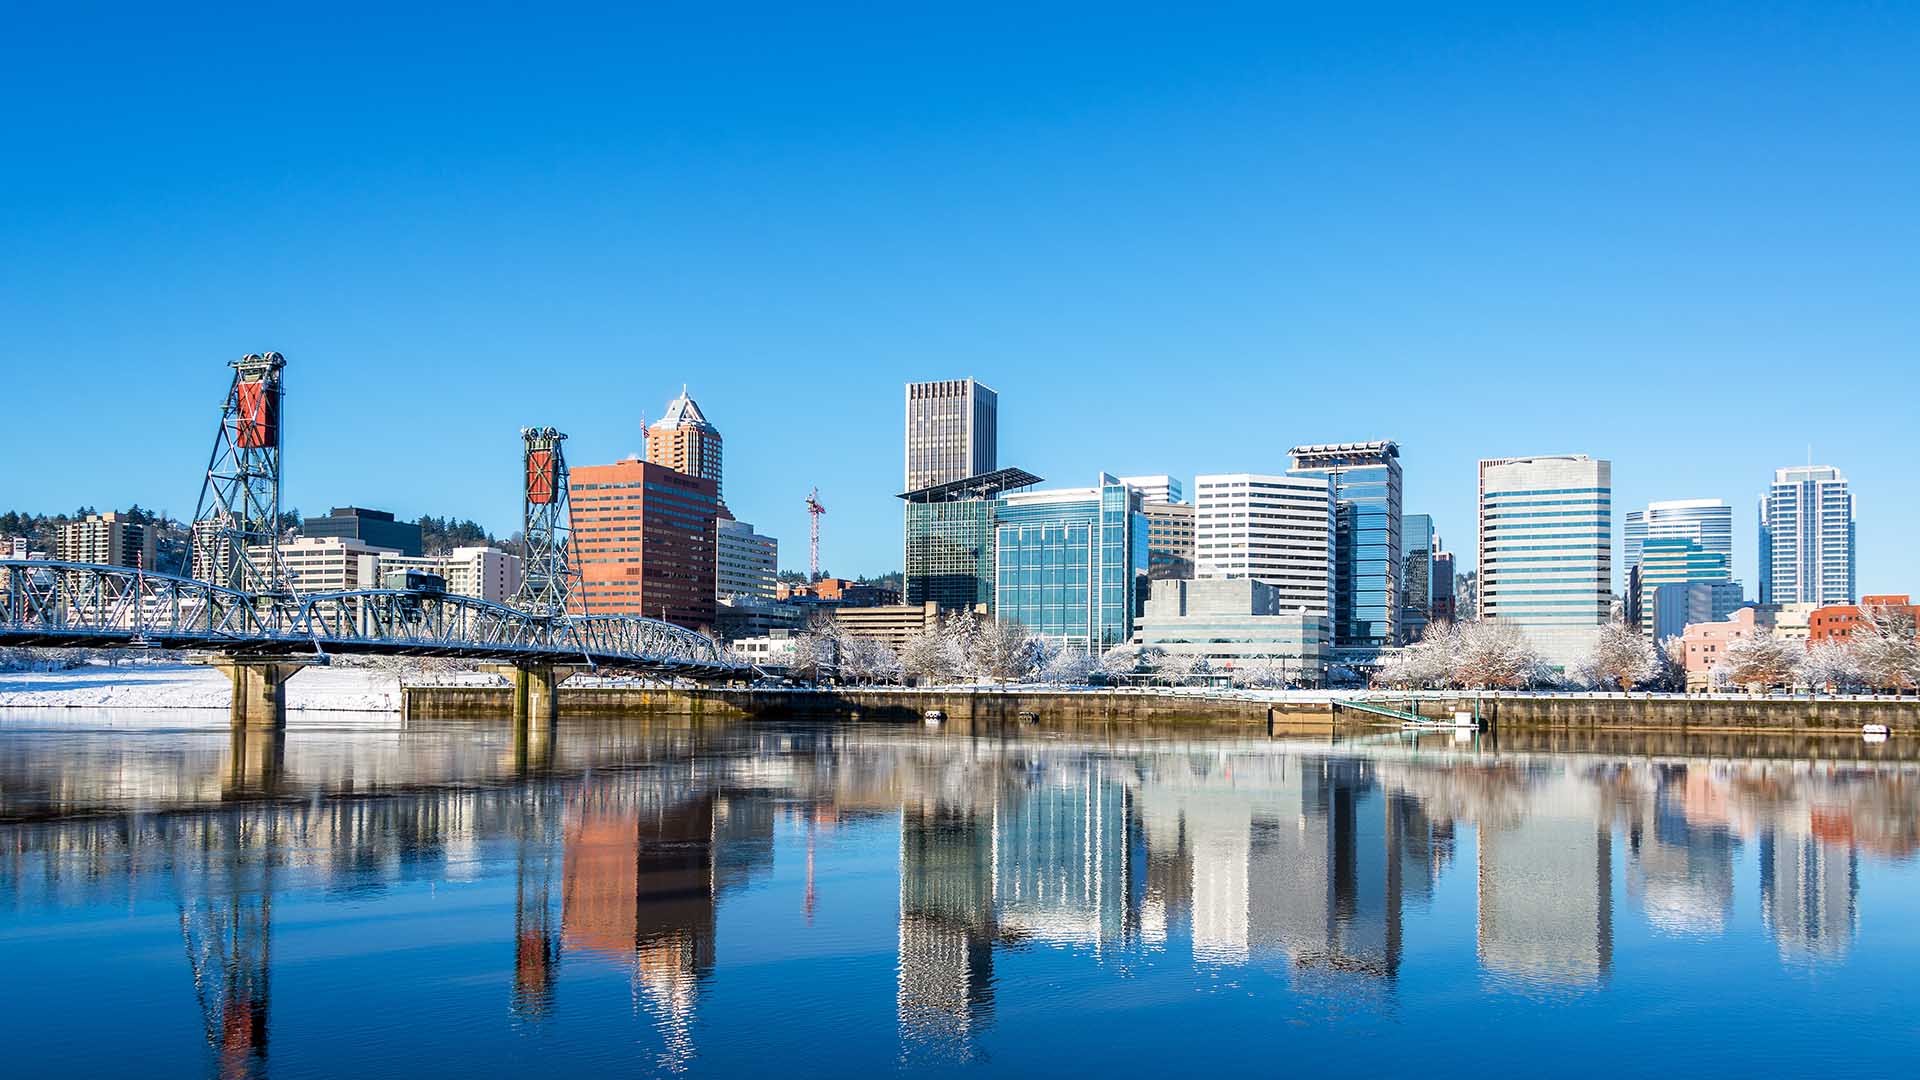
[2,717,1918,1073]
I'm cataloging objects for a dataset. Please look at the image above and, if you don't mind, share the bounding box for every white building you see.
[716,518,778,602]
[377,546,523,603]
[1136,578,1328,685]
[1759,465,1855,606]
[55,512,157,569]
[1193,473,1333,618]
[1118,475,1184,505]
[731,631,799,666]
[260,536,391,595]
[1478,455,1612,672]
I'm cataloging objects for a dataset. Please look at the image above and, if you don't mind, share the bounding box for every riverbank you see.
[0,661,416,712]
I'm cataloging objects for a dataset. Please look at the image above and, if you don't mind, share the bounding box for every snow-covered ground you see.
[0,661,476,712]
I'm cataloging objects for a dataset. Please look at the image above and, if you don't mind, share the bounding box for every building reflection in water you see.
[3,719,1919,1071]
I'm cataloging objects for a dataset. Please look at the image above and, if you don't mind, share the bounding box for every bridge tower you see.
[511,426,574,617]
[187,353,291,596]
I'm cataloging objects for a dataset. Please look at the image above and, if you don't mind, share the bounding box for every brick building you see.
[1809,595,1920,644]
[570,459,719,630]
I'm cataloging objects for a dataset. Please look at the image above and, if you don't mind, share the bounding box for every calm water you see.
[4,711,1919,1078]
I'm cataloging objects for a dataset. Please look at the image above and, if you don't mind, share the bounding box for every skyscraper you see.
[994,475,1148,650]
[1624,499,1733,575]
[904,379,997,491]
[1118,475,1184,506]
[1288,441,1402,662]
[1399,513,1435,645]
[902,468,1038,611]
[1759,465,1856,606]
[1478,455,1612,672]
[1193,473,1334,618]
[570,458,720,628]
[646,388,725,501]
[1638,537,1741,638]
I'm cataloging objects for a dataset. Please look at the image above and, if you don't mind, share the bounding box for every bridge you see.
[3,352,746,729]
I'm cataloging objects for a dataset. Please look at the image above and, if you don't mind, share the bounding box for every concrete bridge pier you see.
[197,655,325,731]
[484,662,583,727]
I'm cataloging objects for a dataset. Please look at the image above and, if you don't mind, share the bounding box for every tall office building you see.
[1430,548,1458,623]
[54,512,156,569]
[1399,513,1435,646]
[1759,466,1855,606]
[1288,441,1402,661]
[1624,499,1733,573]
[1140,501,1196,579]
[1638,537,1741,638]
[646,388,725,501]
[1118,475,1184,506]
[994,475,1148,650]
[1478,455,1612,672]
[570,459,720,629]
[902,468,1038,611]
[905,379,997,491]
[1193,473,1334,618]
[716,518,778,602]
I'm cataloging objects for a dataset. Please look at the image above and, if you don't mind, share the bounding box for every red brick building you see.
[570,459,719,630]
[1808,594,1920,643]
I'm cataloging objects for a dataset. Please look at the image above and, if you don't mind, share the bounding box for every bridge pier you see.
[196,655,326,731]
[484,662,583,727]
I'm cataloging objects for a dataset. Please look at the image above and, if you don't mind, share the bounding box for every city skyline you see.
[5,6,1917,592]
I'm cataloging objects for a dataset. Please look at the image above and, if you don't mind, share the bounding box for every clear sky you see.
[4,3,1916,592]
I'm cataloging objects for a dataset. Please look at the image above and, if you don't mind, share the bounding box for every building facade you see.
[1624,499,1733,574]
[1637,536,1739,637]
[902,468,1037,611]
[647,388,725,501]
[1477,455,1612,672]
[993,476,1148,650]
[1140,500,1196,580]
[1431,548,1458,624]
[1400,513,1435,645]
[258,536,390,595]
[904,379,997,491]
[1193,473,1334,618]
[1759,466,1855,606]
[1808,595,1920,644]
[303,507,423,557]
[54,512,156,569]
[716,518,777,602]
[1681,606,1775,690]
[1136,578,1330,685]
[570,459,720,629]
[1288,441,1402,662]
[375,545,523,603]
[1118,475,1184,506]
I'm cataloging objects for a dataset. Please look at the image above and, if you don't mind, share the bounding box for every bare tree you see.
[1723,634,1799,691]
[1095,644,1145,684]
[1646,635,1687,692]
[1230,655,1293,689]
[1578,621,1655,691]
[900,627,962,685]
[1848,602,1920,692]
[968,616,1036,685]
[838,636,901,685]
[1149,650,1199,685]
[1798,639,1864,695]
[1452,620,1543,689]
[1040,644,1097,686]
[1376,622,1459,689]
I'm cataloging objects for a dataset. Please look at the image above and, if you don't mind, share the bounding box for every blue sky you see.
[4,3,1917,590]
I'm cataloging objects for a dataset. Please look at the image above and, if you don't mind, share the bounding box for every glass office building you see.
[994,475,1148,650]
[902,468,1041,611]
[1759,465,1856,606]
[1477,454,1612,672]
[1638,536,1740,637]
[1400,513,1435,645]
[1288,441,1402,662]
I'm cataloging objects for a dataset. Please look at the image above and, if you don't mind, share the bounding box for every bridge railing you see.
[3,559,740,670]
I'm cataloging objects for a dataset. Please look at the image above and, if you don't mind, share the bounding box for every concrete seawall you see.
[401,685,1920,735]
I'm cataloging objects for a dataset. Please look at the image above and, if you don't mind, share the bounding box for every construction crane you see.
[805,487,827,580]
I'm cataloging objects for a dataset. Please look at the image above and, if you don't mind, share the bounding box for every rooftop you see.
[898,467,1043,503]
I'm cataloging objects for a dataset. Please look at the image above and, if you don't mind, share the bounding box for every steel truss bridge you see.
[0,559,737,677]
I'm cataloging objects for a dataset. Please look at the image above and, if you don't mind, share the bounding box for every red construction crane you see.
[805,488,827,580]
